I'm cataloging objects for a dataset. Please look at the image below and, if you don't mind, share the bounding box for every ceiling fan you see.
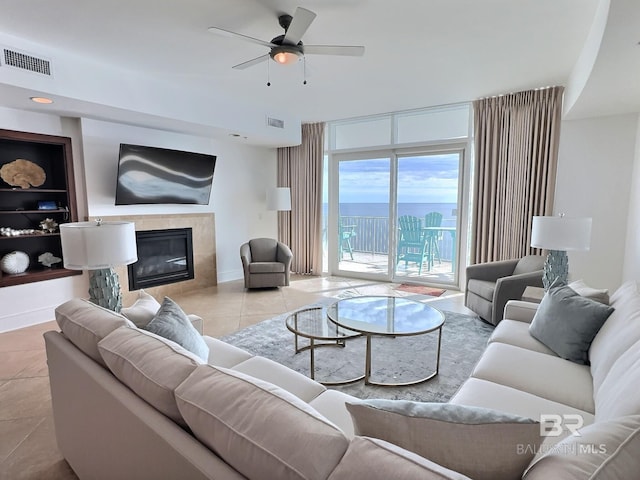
[207,7,365,70]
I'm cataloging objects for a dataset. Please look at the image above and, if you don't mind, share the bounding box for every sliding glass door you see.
[329,148,464,286]
[335,155,392,277]
[395,152,461,285]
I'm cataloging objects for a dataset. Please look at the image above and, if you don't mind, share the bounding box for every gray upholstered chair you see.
[240,238,293,289]
[465,255,544,326]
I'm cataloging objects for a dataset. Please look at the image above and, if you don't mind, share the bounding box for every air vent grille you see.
[267,117,285,129]
[3,48,51,75]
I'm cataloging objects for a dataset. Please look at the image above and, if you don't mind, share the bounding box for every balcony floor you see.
[335,251,457,287]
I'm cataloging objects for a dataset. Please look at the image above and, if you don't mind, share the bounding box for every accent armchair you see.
[465,255,544,326]
[240,238,293,289]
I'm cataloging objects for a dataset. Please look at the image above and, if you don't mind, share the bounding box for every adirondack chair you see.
[424,211,443,271]
[396,215,429,274]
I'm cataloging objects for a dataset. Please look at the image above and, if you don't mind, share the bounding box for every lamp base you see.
[88,268,123,312]
[543,250,569,291]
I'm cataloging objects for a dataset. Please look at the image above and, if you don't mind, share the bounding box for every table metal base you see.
[293,334,365,386]
[363,327,442,387]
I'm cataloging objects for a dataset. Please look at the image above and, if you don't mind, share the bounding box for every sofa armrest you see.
[188,314,204,335]
[465,259,519,282]
[503,300,539,323]
[276,242,293,269]
[491,271,543,325]
[240,243,251,269]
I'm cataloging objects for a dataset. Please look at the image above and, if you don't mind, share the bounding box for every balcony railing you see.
[338,215,455,262]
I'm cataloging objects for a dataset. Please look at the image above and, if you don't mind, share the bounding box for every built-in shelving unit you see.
[0,129,81,287]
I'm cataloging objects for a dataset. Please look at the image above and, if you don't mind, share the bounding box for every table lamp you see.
[531,215,592,290]
[60,220,138,312]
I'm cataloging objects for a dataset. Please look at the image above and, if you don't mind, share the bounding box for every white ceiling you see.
[0,0,638,143]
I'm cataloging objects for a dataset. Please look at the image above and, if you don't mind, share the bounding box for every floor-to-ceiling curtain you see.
[471,86,564,264]
[277,122,324,274]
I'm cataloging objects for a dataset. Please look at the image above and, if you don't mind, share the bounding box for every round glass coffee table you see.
[285,306,364,385]
[327,296,445,386]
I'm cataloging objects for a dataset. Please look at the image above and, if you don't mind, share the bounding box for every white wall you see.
[0,109,279,332]
[622,116,640,282]
[80,118,279,283]
[556,113,639,292]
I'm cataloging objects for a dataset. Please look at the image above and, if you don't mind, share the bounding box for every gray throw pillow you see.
[529,283,614,365]
[143,297,209,361]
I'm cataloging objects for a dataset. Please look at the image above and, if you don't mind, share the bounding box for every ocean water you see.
[324,203,458,226]
[322,202,458,256]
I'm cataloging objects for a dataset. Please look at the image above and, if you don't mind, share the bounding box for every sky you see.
[332,154,459,204]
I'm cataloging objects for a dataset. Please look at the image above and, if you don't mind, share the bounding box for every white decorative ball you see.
[1,251,30,274]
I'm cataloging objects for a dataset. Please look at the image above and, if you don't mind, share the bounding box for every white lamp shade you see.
[531,216,592,251]
[267,187,292,211]
[60,221,138,270]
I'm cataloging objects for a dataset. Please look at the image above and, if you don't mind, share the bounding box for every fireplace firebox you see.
[128,228,194,290]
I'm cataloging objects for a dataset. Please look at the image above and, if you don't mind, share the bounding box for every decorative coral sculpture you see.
[0,159,46,189]
[38,252,62,268]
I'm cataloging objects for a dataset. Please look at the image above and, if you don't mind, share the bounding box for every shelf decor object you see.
[531,215,592,290]
[0,129,80,287]
[38,252,62,268]
[60,220,138,312]
[0,158,46,189]
[0,250,30,274]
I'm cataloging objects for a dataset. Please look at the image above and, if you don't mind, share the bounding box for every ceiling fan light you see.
[270,46,302,66]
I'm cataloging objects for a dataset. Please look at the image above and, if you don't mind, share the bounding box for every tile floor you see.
[0,275,475,479]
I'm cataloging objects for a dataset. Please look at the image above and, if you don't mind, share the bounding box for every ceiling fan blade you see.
[303,45,365,56]
[283,7,316,45]
[208,26,275,48]
[232,54,269,70]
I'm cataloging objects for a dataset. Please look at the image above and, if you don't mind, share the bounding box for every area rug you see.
[221,301,494,402]
[395,284,447,297]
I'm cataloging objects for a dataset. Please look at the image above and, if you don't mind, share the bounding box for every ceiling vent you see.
[267,116,285,129]
[1,48,52,76]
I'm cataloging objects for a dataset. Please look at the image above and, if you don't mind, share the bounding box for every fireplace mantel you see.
[92,213,216,307]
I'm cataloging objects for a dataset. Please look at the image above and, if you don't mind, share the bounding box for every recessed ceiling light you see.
[30,96,53,104]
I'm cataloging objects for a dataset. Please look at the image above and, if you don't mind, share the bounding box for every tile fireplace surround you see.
[91,213,217,306]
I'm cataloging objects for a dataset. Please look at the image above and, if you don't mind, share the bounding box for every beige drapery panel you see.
[277,122,324,274]
[471,86,564,264]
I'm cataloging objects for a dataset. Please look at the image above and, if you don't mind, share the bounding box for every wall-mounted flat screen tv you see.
[115,143,216,205]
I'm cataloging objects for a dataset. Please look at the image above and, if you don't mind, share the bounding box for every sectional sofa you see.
[44,281,640,479]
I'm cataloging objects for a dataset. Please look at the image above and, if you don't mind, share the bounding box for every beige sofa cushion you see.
[230,356,326,403]
[470,342,594,413]
[175,364,349,480]
[346,400,540,480]
[98,326,203,426]
[523,415,640,479]
[309,389,359,439]
[594,338,640,422]
[488,319,557,355]
[589,280,640,397]
[568,279,610,304]
[55,298,134,367]
[120,289,161,327]
[328,436,472,480]
[203,336,254,367]
[450,378,595,427]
